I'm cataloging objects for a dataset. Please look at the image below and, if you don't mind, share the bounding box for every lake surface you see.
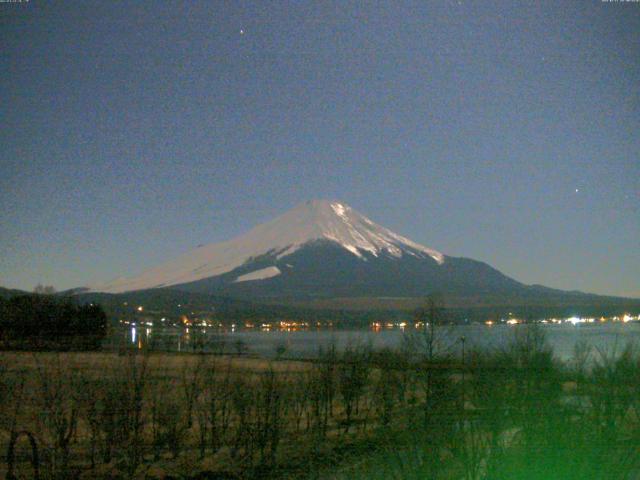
[114,322,640,362]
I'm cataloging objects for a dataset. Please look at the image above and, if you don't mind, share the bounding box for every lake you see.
[114,322,640,362]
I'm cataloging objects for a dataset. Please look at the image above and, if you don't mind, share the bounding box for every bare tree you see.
[33,284,56,295]
[34,355,80,476]
[338,344,370,434]
[181,353,205,428]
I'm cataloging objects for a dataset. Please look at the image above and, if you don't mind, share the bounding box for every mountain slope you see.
[92,200,445,294]
[174,240,525,300]
[0,286,30,299]
[89,200,637,307]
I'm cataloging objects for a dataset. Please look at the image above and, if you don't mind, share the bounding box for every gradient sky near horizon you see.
[1,1,638,297]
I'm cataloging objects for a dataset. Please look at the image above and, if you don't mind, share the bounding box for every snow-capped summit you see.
[92,200,445,293]
[256,200,445,263]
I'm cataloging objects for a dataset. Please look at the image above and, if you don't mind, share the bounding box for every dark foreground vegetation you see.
[0,294,107,351]
[1,323,640,479]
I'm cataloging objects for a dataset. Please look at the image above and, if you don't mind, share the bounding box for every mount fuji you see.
[89,200,633,308]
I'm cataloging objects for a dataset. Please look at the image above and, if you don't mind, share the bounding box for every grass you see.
[1,325,640,479]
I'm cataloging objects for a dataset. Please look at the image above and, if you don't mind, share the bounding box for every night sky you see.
[1,1,638,297]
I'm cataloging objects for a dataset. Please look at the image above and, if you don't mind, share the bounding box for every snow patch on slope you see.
[234,266,281,283]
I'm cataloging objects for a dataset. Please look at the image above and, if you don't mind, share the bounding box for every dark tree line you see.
[0,294,107,350]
